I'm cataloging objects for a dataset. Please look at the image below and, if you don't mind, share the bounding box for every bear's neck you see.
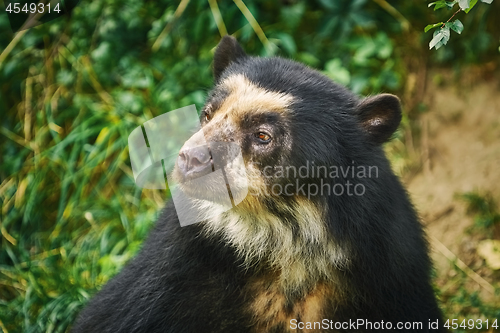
[201,196,348,294]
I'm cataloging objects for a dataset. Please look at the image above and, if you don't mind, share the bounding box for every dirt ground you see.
[403,71,500,303]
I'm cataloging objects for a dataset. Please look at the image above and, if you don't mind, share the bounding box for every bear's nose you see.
[177,146,212,179]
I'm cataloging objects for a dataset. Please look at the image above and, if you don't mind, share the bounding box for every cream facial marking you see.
[217,74,295,120]
[202,196,348,293]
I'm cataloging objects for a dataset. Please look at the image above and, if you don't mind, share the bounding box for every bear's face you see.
[197,74,295,198]
[171,82,291,203]
[170,37,403,289]
[173,37,401,208]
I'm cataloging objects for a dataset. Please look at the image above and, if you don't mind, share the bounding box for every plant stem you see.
[441,8,461,28]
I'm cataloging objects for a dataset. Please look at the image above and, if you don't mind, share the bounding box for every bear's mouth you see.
[174,172,232,202]
[169,141,249,208]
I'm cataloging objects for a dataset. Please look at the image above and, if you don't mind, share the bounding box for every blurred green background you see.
[0,0,499,332]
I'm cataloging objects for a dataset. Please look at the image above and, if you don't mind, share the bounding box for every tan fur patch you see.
[238,161,271,200]
[219,74,295,119]
[203,196,348,292]
[247,274,337,333]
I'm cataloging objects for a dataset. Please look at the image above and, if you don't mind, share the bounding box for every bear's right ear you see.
[213,36,247,82]
[354,94,402,145]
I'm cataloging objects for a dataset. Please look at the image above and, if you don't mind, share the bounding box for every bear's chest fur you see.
[245,272,339,333]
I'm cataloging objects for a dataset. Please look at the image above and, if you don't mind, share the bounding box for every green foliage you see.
[428,20,463,50]
[440,278,500,333]
[437,192,500,332]
[430,26,451,50]
[426,0,495,50]
[434,193,500,332]
[460,192,500,230]
[429,1,458,10]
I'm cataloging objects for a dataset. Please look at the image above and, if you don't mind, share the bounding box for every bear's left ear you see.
[354,94,402,145]
[213,35,247,82]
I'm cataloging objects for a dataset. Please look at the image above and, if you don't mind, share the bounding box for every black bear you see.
[72,36,445,332]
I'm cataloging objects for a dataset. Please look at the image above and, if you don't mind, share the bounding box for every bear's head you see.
[171,36,402,288]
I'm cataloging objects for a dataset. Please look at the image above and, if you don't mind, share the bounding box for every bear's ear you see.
[354,94,402,145]
[213,35,247,82]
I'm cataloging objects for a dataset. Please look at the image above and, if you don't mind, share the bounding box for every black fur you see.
[355,94,402,145]
[72,36,445,332]
[213,35,247,82]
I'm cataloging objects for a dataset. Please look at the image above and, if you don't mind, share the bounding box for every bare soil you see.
[403,71,500,302]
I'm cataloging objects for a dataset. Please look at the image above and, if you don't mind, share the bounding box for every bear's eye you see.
[202,103,213,122]
[255,132,271,143]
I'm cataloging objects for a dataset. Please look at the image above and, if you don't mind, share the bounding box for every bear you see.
[72,36,445,332]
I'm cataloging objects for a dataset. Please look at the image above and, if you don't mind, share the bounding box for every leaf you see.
[448,19,464,34]
[458,0,471,9]
[428,0,448,10]
[324,59,351,86]
[425,22,444,33]
[446,1,457,8]
[436,3,448,10]
[433,0,457,10]
[429,27,451,50]
[464,0,478,12]
[280,2,305,29]
[375,32,393,59]
[297,53,320,67]
[275,33,297,55]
